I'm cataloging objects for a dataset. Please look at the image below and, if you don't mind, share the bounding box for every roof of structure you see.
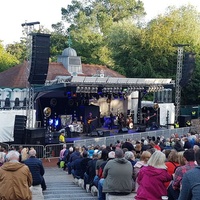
[0,61,125,88]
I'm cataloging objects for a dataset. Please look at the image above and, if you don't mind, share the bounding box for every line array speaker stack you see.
[14,115,27,144]
[28,33,51,85]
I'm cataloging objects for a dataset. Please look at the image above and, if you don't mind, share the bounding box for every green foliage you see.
[0,42,19,72]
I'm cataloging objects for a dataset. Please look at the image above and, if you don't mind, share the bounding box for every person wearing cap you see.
[0,150,32,200]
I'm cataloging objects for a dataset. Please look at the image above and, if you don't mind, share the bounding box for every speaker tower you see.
[28,33,51,85]
[14,115,27,144]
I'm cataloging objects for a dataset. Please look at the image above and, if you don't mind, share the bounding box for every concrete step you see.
[43,167,98,200]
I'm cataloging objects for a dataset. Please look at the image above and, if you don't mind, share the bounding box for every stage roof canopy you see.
[35,76,174,95]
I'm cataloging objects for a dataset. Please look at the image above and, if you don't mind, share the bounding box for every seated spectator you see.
[136,151,172,200]
[178,149,200,199]
[150,141,161,151]
[167,149,196,200]
[124,151,137,167]
[97,151,115,200]
[24,149,47,191]
[165,150,179,188]
[84,152,99,189]
[173,138,184,152]
[0,152,5,166]
[133,151,152,192]
[67,146,81,174]
[141,140,151,151]
[93,148,109,187]
[183,137,192,149]
[21,147,29,162]
[71,150,91,179]
[0,150,32,200]
[102,148,133,196]
[122,138,135,151]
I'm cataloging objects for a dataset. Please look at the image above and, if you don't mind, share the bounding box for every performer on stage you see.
[86,112,97,134]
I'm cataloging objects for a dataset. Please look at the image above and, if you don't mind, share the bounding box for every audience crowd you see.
[58,131,200,200]
[0,145,46,200]
[0,130,200,199]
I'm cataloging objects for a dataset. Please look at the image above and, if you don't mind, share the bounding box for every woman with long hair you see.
[136,151,172,200]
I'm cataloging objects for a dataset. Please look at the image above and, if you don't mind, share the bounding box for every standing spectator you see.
[24,149,46,192]
[168,149,196,200]
[102,148,133,196]
[57,143,68,168]
[178,149,200,200]
[59,129,65,143]
[136,151,172,200]
[0,150,32,200]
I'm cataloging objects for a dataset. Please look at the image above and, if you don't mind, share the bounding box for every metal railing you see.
[73,127,190,147]
[0,127,190,160]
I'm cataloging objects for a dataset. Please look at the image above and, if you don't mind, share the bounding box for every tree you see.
[0,42,19,72]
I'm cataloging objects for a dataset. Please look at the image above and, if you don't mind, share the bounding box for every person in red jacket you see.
[136,151,172,200]
[165,150,180,188]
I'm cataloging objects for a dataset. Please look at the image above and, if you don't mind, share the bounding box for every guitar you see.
[145,113,156,121]
[87,117,98,124]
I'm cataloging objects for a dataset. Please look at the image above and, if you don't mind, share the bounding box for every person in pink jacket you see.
[136,151,172,200]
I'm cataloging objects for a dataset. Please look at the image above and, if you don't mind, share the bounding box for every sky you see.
[0,0,200,46]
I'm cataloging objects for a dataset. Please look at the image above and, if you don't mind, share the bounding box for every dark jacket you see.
[24,156,45,186]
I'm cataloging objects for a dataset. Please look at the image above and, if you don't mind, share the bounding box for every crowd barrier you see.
[0,127,191,160]
[73,127,191,147]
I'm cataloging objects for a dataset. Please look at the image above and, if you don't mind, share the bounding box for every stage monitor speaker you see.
[178,115,191,127]
[103,131,110,137]
[28,33,51,85]
[136,125,146,132]
[118,127,128,134]
[90,131,98,137]
[14,115,27,144]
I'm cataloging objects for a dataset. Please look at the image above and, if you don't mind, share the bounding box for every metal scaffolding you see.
[174,44,188,121]
[21,21,40,128]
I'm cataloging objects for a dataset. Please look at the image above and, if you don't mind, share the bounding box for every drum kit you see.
[68,124,83,133]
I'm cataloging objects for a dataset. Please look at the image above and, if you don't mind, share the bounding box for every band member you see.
[86,112,97,133]
[144,110,156,128]
[118,113,125,130]
[127,116,134,129]
[109,113,114,130]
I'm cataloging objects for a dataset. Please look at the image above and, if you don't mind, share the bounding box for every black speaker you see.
[178,115,191,127]
[103,131,110,137]
[14,115,27,144]
[28,33,51,85]
[25,128,45,144]
[136,125,146,132]
[118,127,129,134]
